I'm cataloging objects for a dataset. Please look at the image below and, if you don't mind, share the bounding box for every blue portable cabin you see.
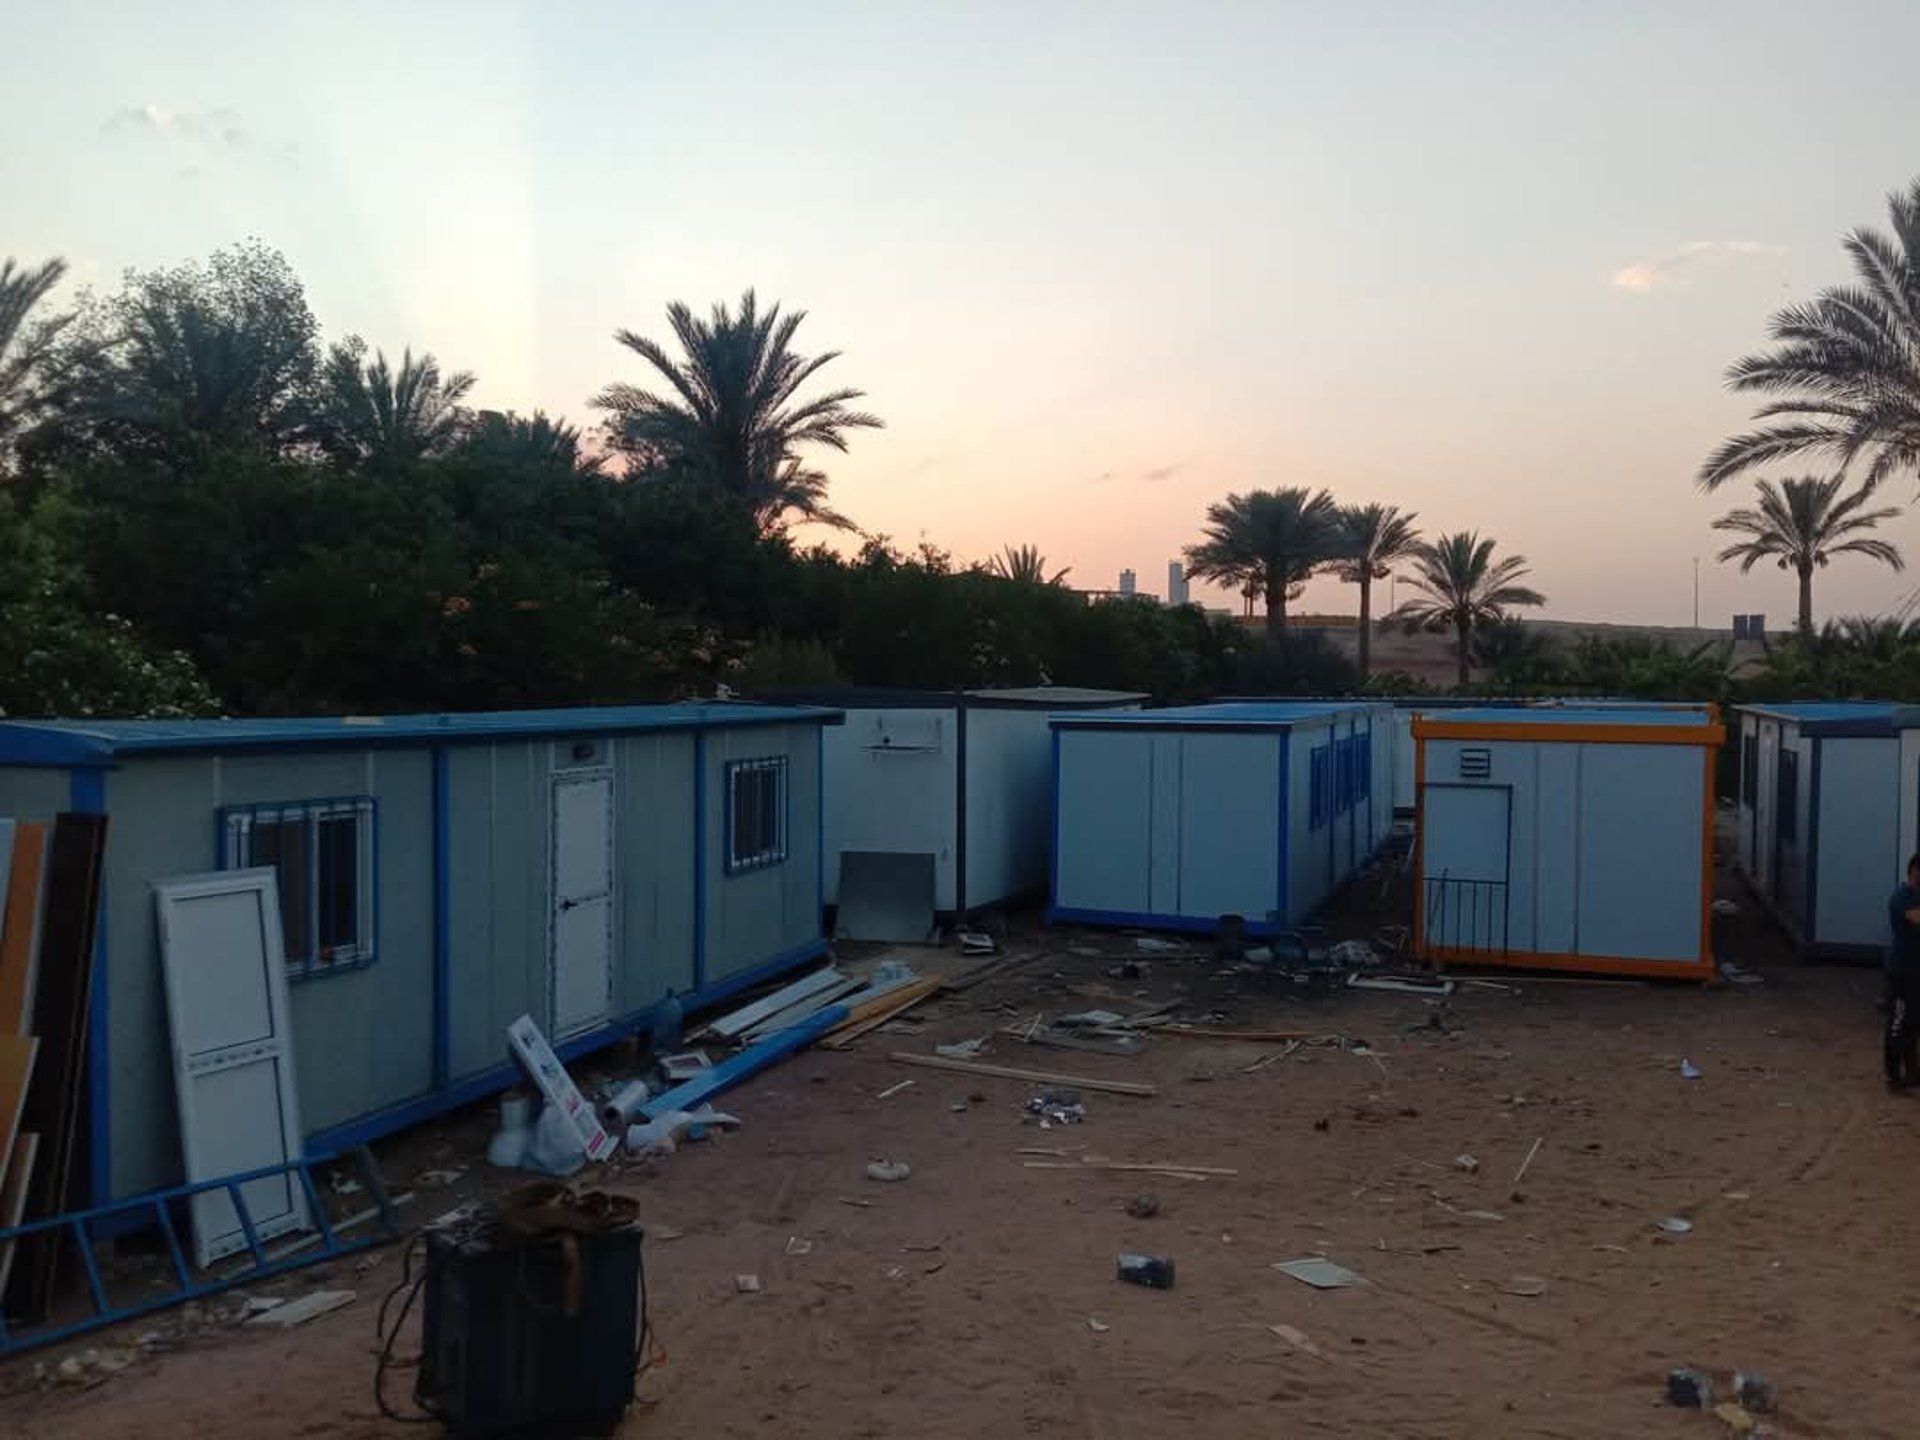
[1731,702,1920,959]
[0,703,841,1205]
[1046,701,1390,935]
[1412,705,1723,978]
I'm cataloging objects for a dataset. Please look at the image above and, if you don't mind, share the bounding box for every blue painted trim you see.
[639,1003,848,1120]
[693,732,707,988]
[815,725,826,928]
[1805,736,1822,943]
[431,747,451,1088]
[688,938,831,1013]
[1274,731,1290,927]
[1045,905,1289,937]
[1048,728,1062,909]
[0,707,846,768]
[69,767,111,1208]
[304,936,831,1159]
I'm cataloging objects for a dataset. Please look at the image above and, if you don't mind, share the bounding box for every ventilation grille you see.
[1458,748,1492,780]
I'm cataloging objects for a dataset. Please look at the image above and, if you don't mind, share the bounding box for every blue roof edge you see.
[0,702,845,767]
[1734,701,1920,735]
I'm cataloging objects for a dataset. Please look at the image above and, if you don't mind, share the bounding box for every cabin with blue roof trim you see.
[0,702,841,1203]
[1045,700,1392,935]
[1732,701,1920,959]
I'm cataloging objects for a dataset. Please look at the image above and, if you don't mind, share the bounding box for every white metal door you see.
[550,773,614,1037]
[153,869,309,1266]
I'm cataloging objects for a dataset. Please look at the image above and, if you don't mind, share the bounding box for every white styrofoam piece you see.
[153,868,310,1267]
[506,1014,616,1162]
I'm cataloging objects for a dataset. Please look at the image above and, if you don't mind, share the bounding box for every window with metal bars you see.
[221,797,377,978]
[726,758,788,872]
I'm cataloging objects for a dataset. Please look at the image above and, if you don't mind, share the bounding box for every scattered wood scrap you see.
[942,949,1044,994]
[818,977,944,1050]
[887,1052,1157,1097]
[1163,1026,1315,1043]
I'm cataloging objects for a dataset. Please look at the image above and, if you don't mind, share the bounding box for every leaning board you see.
[154,869,310,1267]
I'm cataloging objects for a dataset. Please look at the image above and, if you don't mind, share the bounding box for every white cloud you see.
[1611,240,1785,293]
[103,103,247,149]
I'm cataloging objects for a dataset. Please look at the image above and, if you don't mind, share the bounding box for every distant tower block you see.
[1119,568,1137,596]
[1167,560,1190,606]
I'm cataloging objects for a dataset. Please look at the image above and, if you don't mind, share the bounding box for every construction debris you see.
[1116,1253,1175,1288]
[244,1290,355,1329]
[865,1160,913,1184]
[888,1052,1157,1097]
[1273,1257,1364,1289]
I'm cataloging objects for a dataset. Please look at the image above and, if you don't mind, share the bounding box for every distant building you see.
[1167,561,1190,606]
[1118,568,1136,596]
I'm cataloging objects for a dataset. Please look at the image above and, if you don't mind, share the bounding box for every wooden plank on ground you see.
[0,1132,39,1298]
[819,977,944,1050]
[0,823,47,1035]
[10,813,107,1322]
[887,1051,1157,1097]
[1163,1025,1315,1042]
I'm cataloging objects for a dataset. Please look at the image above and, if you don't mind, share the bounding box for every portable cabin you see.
[757,686,1145,933]
[1047,701,1391,934]
[1731,702,1920,959]
[0,703,840,1205]
[1411,706,1723,978]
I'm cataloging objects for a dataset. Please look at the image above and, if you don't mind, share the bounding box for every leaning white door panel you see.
[550,773,615,1037]
[153,869,308,1267]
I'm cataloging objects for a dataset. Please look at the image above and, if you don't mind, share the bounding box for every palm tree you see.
[1331,503,1421,676]
[1700,177,1920,493]
[459,409,599,476]
[318,340,475,468]
[1712,475,1904,636]
[1184,487,1338,644]
[1390,532,1546,686]
[592,289,880,533]
[0,257,77,469]
[989,544,1070,586]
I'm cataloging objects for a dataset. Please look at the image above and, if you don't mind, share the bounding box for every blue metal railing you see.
[0,1148,399,1356]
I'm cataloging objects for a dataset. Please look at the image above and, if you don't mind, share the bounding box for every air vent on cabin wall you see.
[865,713,943,754]
[1458,748,1492,780]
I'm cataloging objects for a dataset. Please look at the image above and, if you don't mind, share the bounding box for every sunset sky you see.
[10,1,1920,626]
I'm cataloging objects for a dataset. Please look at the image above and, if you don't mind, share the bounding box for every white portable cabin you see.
[1732,702,1920,959]
[1412,706,1722,978]
[760,687,1145,927]
[1048,701,1392,934]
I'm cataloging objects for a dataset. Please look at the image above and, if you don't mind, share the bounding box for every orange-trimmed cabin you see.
[1411,705,1725,979]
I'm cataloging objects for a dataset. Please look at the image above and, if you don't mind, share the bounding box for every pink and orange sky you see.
[11,1,1920,626]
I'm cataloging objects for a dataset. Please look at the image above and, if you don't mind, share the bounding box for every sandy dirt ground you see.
[3,865,1919,1438]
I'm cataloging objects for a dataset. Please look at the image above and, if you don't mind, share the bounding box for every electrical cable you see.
[372,1233,440,1425]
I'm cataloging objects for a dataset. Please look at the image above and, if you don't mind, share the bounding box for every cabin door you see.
[549,771,615,1037]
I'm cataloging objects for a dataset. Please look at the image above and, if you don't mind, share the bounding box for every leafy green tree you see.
[1473,617,1562,690]
[1702,177,1920,493]
[0,257,79,473]
[459,409,599,476]
[1331,503,1420,677]
[1390,532,1545,687]
[67,241,321,461]
[316,340,475,469]
[1712,475,1902,636]
[592,289,879,533]
[989,543,1070,586]
[1184,487,1338,645]
[0,491,216,716]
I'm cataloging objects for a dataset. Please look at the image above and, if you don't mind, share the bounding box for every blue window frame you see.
[1309,745,1331,829]
[726,757,789,872]
[220,797,377,978]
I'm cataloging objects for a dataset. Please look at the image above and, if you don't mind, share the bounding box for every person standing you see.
[1886,855,1920,1090]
